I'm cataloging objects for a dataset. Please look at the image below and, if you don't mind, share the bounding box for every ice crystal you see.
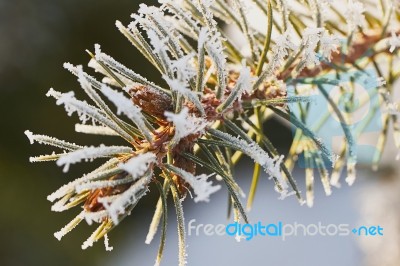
[345,0,365,33]
[389,31,400,53]
[320,30,340,61]
[119,153,157,180]
[56,145,132,172]
[164,107,208,146]
[167,165,221,203]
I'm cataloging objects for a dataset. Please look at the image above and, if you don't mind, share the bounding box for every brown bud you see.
[129,85,172,118]
[84,172,131,213]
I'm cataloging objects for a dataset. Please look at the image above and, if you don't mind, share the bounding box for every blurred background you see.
[1,1,399,266]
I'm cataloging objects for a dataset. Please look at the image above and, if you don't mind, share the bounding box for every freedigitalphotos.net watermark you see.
[187,219,384,241]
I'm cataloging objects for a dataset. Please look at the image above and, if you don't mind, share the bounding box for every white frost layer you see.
[54,210,85,241]
[164,107,208,145]
[101,85,152,141]
[56,145,133,172]
[49,88,133,142]
[99,173,152,224]
[212,130,289,195]
[169,165,221,202]
[47,158,120,203]
[345,0,365,33]
[24,130,82,151]
[75,124,118,136]
[119,152,157,180]
[389,31,400,53]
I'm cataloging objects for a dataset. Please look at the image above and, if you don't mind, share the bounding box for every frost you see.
[64,62,103,90]
[330,170,342,188]
[54,211,84,241]
[271,30,296,70]
[161,0,200,36]
[100,85,153,141]
[236,62,255,95]
[331,154,341,168]
[98,172,151,224]
[162,52,205,114]
[46,87,63,99]
[376,77,387,87]
[24,130,82,151]
[302,27,324,67]
[389,31,400,53]
[56,145,133,172]
[309,0,333,23]
[198,27,208,52]
[136,4,173,35]
[205,32,227,90]
[217,61,256,111]
[275,0,289,28]
[75,124,118,136]
[145,198,164,245]
[119,153,157,180]
[194,0,217,30]
[81,238,95,250]
[345,0,365,33]
[279,191,297,200]
[74,62,133,126]
[163,76,193,96]
[198,12,227,96]
[52,89,133,142]
[210,130,288,194]
[83,210,108,225]
[167,53,196,80]
[50,195,71,212]
[145,28,175,76]
[232,0,256,59]
[135,4,184,58]
[29,152,61,163]
[162,76,204,114]
[56,91,91,124]
[87,57,132,87]
[242,140,283,179]
[47,159,120,204]
[75,176,133,193]
[81,223,107,250]
[345,161,357,186]
[168,165,221,202]
[146,29,169,55]
[164,107,208,146]
[93,48,165,92]
[170,53,196,81]
[116,20,161,72]
[320,30,340,61]
[87,57,108,75]
[387,102,400,115]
